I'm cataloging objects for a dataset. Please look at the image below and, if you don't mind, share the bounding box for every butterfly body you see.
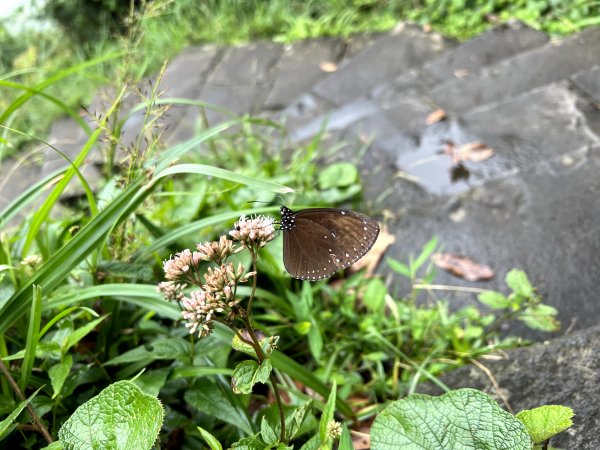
[280,206,380,280]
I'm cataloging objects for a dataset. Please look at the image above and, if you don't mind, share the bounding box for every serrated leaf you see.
[319,381,337,443]
[516,405,574,444]
[184,379,253,435]
[57,380,163,450]
[261,416,279,445]
[520,305,560,331]
[231,359,272,394]
[506,269,534,297]
[370,388,530,450]
[49,355,73,399]
[197,426,223,450]
[478,291,511,309]
[287,400,312,441]
[318,163,358,189]
[230,437,265,449]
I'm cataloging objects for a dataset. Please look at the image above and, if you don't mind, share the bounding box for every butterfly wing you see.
[282,208,380,280]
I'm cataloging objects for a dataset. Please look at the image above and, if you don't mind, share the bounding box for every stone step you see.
[428,25,600,113]
[288,21,550,143]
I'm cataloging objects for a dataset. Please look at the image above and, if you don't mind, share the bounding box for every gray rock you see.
[430,26,600,112]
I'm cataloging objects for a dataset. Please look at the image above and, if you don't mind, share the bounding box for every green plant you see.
[371,388,574,449]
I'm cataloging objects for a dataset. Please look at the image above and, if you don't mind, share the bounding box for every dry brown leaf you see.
[350,225,396,276]
[432,253,494,281]
[426,108,447,125]
[351,427,371,449]
[319,61,338,73]
[454,68,470,78]
[445,141,494,164]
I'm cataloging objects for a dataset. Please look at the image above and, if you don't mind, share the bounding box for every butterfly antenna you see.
[246,200,284,207]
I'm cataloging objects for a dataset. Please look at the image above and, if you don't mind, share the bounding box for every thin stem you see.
[242,246,286,441]
[0,359,53,444]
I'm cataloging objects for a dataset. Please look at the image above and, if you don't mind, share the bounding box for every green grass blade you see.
[135,206,279,258]
[0,51,124,126]
[158,163,293,195]
[19,285,42,392]
[0,167,66,226]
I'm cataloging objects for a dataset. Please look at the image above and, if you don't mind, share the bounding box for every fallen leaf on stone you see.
[319,61,338,73]
[426,108,447,125]
[350,226,396,276]
[351,428,371,449]
[445,141,495,164]
[432,253,494,281]
[454,68,470,78]
[422,24,432,33]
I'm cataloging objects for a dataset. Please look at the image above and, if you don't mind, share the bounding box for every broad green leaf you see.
[184,379,254,435]
[516,405,574,443]
[370,388,530,450]
[308,322,323,361]
[64,316,107,352]
[298,433,321,450]
[478,291,511,309]
[49,355,73,399]
[261,416,279,445]
[520,305,560,332]
[198,426,223,450]
[339,424,354,450]
[287,400,312,441]
[57,380,163,450]
[319,381,337,443]
[231,359,272,394]
[105,337,191,365]
[363,278,386,314]
[133,367,171,397]
[505,269,534,297]
[0,387,42,439]
[229,437,265,450]
[318,162,358,189]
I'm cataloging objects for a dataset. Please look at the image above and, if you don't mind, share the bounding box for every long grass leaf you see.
[19,285,42,392]
[135,206,279,258]
[20,85,126,256]
[0,52,124,126]
[0,167,66,226]
[159,163,293,194]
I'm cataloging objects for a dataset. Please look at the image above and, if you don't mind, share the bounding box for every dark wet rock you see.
[384,143,600,335]
[416,325,600,449]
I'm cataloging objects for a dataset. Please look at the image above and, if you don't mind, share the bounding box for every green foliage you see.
[516,405,574,444]
[371,388,531,449]
[56,380,163,450]
[0,8,572,447]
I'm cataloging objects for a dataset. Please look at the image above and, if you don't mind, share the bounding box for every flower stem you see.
[242,247,286,442]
